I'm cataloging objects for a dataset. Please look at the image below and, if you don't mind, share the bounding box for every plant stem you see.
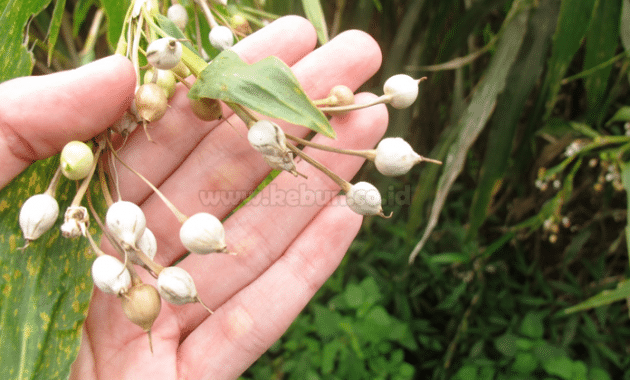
[181,44,208,77]
[285,143,351,192]
[195,0,219,28]
[130,246,164,275]
[318,94,392,113]
[80,9,105,60]
[106,138,189,224]
[44,166,62,197]
[131,17,144,87]
[70,139,105,207]
[285,133,376,160]
[98,156,114,207]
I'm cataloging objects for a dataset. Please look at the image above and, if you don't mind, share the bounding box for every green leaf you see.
[519,312,545,339]
[301,0,328,45]
[189,49,335,138]
[100,0,130,48]
[321,340,343,374]
[155,14,200,56]
[47,0,67,66]
[512,352,539,374]
[541,0,597,121]
[466,0,559,240]
[344,282,364,309]
[495,333,518,357]
[583,0,621,125]
[605,106,630,125]
[620,0,630,54]
[409,2,530,263]
[0,157,106,379]
[0,0,54,83]
[72,0,94,36]
[562,279,630,314]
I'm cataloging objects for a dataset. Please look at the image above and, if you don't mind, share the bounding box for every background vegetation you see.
[244,0,630,379]
[1,0,629,379]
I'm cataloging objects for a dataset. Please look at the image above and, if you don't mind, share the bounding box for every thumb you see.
[0,54,136,188]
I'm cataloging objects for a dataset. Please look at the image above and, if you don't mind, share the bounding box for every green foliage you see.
[3,0,630,378]
[100,0,130,48]
[242,276,417,380]
[0,158,106,379]
[189,49,335,138]
[301,0,328,45]
[0,0,53,82]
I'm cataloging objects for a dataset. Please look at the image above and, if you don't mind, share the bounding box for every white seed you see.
[129,227,157,266]
[157,266,198,305]
[374,137,422,176]
[247,120,299,175]
[146,37,183,70]
[19,193,59,241]
[179,212,226,254]
[209,25,234,51]
[248,120,287,156]
[167,4,188,30]
[106,201,146,249]
[346,182,384,216]
[91,255,132,295]
[383,74,420,109]
[60,141,94,180]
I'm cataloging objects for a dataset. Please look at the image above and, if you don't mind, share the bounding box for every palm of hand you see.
[0,16,386,380]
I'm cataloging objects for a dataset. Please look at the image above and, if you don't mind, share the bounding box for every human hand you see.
[0,16,387,379]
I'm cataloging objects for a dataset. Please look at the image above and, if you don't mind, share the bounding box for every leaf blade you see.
[409,2,530,263]
[466,0,559,240]
[0,157,105,379]
[47,0,67,66]
[0,0,54,83]
[301,0,329,45]
[542,0,597,120]
[562,280,630,314]
[189,49,335,138]
[583,0,621,125]
[100,0,130,48]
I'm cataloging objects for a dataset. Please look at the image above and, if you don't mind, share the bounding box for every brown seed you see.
[189,97,222,121]
[121,283,161,332]
[135,83,168,123]
[329,85,354,106]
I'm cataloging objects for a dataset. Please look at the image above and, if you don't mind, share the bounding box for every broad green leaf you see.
[542,0,597,121]
[467,0,558,241]
[409,2,529,263]
[512,352,538,374]
[47,0,67,66]
[494,333,518,357]
[301,0,328,45]
[562,279,630,314]
[583,0,621,125]
[519,312,545,339]
[189,49,335,138]
[0,157,106,379]
[100,0,130,48]
[0,0,54,83]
